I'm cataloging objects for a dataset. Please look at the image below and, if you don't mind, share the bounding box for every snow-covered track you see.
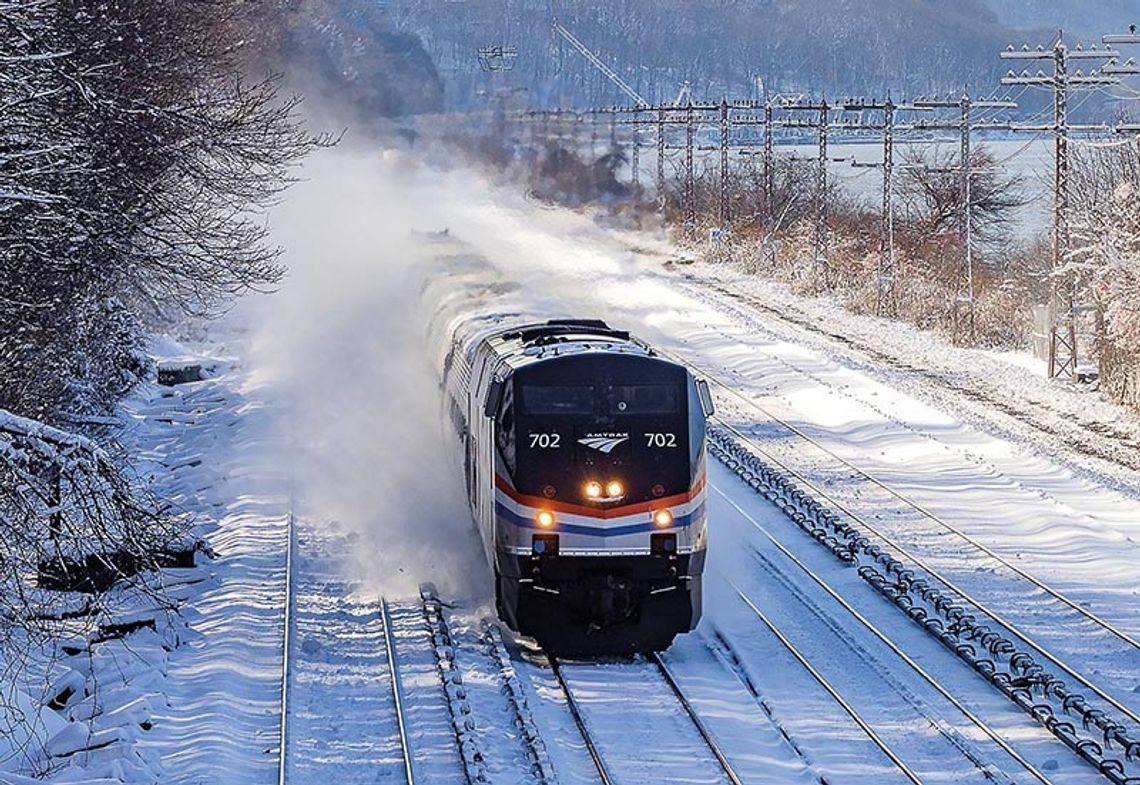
[278,509,297,785]
[709,425,1140,785]
[649,652,745,785]
[684,350,1140,659]
[683,276,1140,477]
[728,586,927,785]
[547,655,614,785]
[382,598,419,785]
[546,653,743,785]
[484,624,559,784]
[714,488,1056,785]
[283,517,458,783]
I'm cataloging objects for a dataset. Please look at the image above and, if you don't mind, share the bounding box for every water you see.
[621,134,1054,242]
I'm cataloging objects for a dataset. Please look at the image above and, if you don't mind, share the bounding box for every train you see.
[438,313,713,655]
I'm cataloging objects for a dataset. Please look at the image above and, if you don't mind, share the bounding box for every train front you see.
[491,351,710,655]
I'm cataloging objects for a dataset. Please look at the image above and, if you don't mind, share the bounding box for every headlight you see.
[535,510,556,529]
[584,481,603,499]
[653,509,674,528]
[606,480,624,497]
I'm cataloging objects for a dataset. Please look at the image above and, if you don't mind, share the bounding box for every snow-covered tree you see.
[1098,183,1140,355]
[1070,141,1140,405]
[0,0,313,743]
[1,0,319,422]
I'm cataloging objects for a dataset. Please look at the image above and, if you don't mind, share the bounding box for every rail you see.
[382,598,418,785]
[650,653,745,785]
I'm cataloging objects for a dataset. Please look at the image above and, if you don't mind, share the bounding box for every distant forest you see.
[379,0,1136,116]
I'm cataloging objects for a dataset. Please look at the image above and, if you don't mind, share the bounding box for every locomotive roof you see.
[484,318,658,369]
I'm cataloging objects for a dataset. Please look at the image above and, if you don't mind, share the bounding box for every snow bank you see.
[0,687,68,774]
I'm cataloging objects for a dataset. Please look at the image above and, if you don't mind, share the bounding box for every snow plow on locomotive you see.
[441,317,713,655]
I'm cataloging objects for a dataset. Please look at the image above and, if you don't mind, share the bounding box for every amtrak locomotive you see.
[441,317,713,654]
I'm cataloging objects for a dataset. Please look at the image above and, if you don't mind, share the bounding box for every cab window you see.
[495,383,517,473]
[519,385,594,415]
[607,384,681,415]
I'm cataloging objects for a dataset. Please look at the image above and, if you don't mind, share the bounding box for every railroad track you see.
[707,421,1140,785]
[420,585,490,785]
[678,274,1140,476]
[277,498,296,785]
[645,344,1140,783]
[723,395,1140,656]
[715,489,1056,785]
[276,506,419,784]
[546,651,744,785]
[664,343,1140,663]
[382,598,419,785]
[726,584,928,785]
[657,352,1138,663]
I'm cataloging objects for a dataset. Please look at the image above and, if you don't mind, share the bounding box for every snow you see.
[146,335,218,374]
[132,346,291,784]
[24,147,1138,785]
[0,688,68,775]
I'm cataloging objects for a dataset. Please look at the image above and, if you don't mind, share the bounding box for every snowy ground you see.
[26,147,1138,785]
[133,341,292,785]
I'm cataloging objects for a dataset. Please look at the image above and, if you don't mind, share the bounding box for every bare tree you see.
[897,144,1027,247]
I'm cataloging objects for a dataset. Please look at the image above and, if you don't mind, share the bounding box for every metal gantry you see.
[515,94,1007,299]
[773,97,833,284]
[1000,32,1136,380]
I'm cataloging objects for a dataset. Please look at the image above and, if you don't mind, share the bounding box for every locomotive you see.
[439,315,713,654]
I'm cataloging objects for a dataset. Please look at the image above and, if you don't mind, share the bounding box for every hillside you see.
[384,0,1057,110]
[985,0,1135,36]
[246,0,445,122]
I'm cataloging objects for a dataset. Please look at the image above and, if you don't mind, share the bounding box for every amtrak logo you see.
[578,433,629,454]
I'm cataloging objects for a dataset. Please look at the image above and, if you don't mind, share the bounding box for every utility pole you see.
[776,98,833,283]
[843,97,900,314]
[763,100,775,218]
[1001,33,1129,380]
[629,107,641,188]
[657,107,666,210]
[569,109,582,153]
[844,99,898,312]
[684,98,696,236]
[959,96,973,340]
[880,97,895,314]
[720,97,731,226]
[817,98,830,281]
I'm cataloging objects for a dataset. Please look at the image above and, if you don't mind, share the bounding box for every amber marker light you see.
[535,510,556,529]
[584,481,603,499]
[653,509,674,528]
[605,480,624,498]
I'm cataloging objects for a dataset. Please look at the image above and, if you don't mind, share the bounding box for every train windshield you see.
[502,356,703,503]
[519,384,682,416]
[607,384,680,415]
[519,385,594,415]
